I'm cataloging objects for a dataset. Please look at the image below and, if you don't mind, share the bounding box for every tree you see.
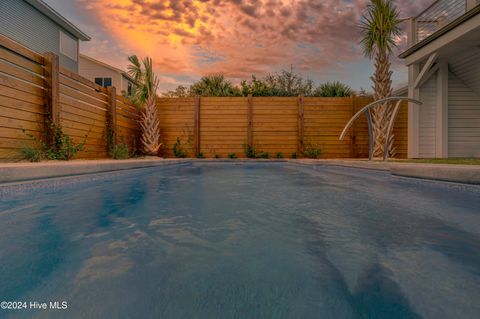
[359,0,401,157]
[163,85,191,98]
[127,55,162,155]
[190,74,241,97]
[314,81,353,97]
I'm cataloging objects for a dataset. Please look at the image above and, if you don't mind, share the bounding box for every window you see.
[59,31,78,61]
[94,77,113,88]
[127,81,133,96]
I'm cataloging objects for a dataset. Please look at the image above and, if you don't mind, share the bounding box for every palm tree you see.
[360,0,401,157]
[127,55,162,155]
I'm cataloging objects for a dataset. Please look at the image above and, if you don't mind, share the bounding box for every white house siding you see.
[418,74,437,158]
[448,72,480,157]
[79,56,123,91]
[0,0,78,71]
[449,49,480,96]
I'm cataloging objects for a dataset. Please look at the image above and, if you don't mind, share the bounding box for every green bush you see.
[291,152,297,159]
[304,144,321,159]
[259,152,269,159]
[276,152,284,159]
[228,152,237,159]
[244,144,258,158]
[173,138,188,158]
[20,146,44,162]
[21,123,87,161]
[196,152,205,159]
[112,143,129,159]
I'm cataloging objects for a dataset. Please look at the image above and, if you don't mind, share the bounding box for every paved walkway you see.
[0,158,479,185]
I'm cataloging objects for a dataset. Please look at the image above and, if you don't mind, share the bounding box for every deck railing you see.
[411,0,479,44]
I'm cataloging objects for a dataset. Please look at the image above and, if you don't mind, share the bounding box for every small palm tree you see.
[314,81,353,97]
[360,0,401,157]
[127,55,162,155]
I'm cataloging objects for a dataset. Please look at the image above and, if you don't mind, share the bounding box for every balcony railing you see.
[412,0,479,44]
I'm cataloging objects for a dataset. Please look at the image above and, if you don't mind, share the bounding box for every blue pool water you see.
[0,163,479,319]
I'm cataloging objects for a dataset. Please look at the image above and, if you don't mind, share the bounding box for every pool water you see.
[0,163,479,319]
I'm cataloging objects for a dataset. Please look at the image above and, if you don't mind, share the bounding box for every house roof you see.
[80,54,135,82]
[24,0,90,41]
[399,4,480,59]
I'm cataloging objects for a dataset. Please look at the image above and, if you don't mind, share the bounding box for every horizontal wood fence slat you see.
[0,35,140,161]
[156,97,408,159]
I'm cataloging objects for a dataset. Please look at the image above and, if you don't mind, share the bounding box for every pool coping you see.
[0,158,479,185]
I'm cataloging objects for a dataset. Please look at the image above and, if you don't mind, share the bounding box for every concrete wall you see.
[0,0,79,71]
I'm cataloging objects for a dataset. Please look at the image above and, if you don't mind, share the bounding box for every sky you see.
[43,0,433,94]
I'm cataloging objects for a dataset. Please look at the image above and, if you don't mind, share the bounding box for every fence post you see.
[194,95,201,156]
[43,52,60,144]
[107,86,117,152]
[247,94,253,146]
[350,95,357,157]
[297,94,305,157]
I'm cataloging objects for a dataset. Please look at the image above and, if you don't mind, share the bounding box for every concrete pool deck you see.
[0,158,479,185]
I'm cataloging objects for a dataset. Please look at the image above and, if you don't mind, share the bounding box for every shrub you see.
[228,152,237,159]
[196,152,205,159]
[313,81,353,97]
[259,152,269,159]
[276,152,284,159]
[20,146,44,162]
[21,123,87,161]
[214,154,221,159]
[173,138,188,158]
[304,144,321,159]
[291,152,297,159]
[244,144,258,158]
[112,143,129,159]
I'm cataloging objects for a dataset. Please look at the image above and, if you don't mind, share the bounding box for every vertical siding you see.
[448,72,480,157]
[0,0,78,71]
[418,73,437,158]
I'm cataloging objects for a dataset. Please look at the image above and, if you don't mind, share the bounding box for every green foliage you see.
[196,152,205,159]
[244,144,258,158]
[163,85,191,98]
[259,152,269,159]
[22,123,86,161]
[359,0,401,58]
[241,69,314,96]
[20,146,44,162]
[314,81,353,97]
[304,144,321,159]
[112,143,130,159]
[276,152,284,159]
[291,152,297,159]
[173,138,188,158]
[228,152,237,159]
[127,55,159,105]
[190,74,242,97]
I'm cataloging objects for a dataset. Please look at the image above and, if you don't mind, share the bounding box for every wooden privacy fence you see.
[157,96,408,158]
[0,34,140,161]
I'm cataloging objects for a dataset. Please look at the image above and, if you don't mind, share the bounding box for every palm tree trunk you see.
[140,95,162,155]
[371,49,395,157]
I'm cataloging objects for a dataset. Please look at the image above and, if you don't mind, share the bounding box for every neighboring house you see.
[79,54,134,96]
[400,0,480,158]
[0,0,90,72]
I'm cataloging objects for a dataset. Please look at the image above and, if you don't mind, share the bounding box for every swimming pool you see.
[0,162,479,319]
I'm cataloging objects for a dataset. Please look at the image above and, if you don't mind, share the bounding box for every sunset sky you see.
[43,0,432,93]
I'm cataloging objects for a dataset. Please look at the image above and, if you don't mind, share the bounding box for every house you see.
[79,54,134,96]
[400,0,480,158]
[0,0,90,72]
